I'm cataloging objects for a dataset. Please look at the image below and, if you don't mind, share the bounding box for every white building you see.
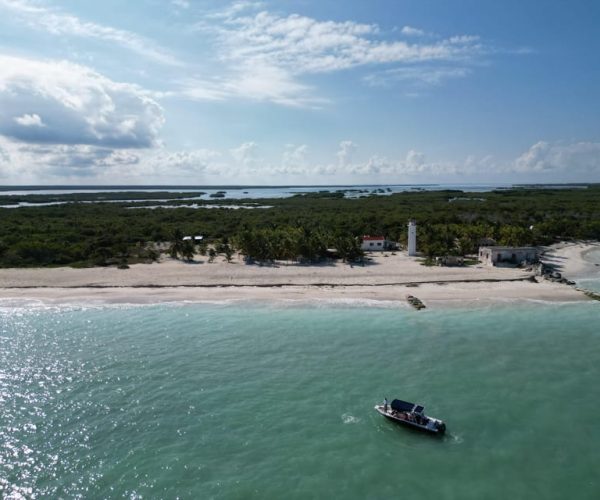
[407,221,417,256]
[478,246,539,266]
[361,235,391,251]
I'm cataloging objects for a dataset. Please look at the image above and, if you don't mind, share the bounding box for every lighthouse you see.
[407,221,417,256]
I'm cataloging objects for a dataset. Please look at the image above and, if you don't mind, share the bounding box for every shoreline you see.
[0,283,588,309]
[1,243,598,308]
[541,241,600,279]
[2,276,536,289]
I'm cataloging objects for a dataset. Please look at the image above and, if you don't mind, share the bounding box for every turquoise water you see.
[1,302,599,499]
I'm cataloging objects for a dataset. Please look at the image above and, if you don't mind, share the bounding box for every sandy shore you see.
[0,249,593,307]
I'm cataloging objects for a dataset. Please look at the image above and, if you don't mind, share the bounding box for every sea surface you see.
[1,301,599,499]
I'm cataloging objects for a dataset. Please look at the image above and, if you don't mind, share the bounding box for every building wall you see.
[479,247,538,266]
[408,222,417,256]
[361,240,387,251]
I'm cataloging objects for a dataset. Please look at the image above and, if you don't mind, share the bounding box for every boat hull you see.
[375,406,445,435]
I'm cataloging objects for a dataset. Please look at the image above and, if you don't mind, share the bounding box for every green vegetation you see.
[0,186,599,267]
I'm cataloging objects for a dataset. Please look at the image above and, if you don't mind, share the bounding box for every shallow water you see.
[1,302,599,499]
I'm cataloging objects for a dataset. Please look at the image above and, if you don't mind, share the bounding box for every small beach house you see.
[478,246,538,266]
[361,235,392,251]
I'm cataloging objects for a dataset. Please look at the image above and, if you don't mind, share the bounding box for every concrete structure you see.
[478,246,539,267]
[435,255,464,267]
[361,236,392,251]
[407,221,417,256]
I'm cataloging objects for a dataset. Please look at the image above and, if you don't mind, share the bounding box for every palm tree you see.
[169,229,184,259]
[208,248,217,263]
[181,240,195,262]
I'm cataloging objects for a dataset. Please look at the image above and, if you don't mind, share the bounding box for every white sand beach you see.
[540,241,600,279]
[0,246,595,307]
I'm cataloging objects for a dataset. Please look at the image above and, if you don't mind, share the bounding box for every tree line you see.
[0,186,599,267]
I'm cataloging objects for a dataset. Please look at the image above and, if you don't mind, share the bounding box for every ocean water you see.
[1,302,599,499]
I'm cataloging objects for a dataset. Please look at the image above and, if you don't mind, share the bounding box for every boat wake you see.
[447,433,464,444]
[341,413,360,424]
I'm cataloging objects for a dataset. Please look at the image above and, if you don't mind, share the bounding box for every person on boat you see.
[383,398,388,412]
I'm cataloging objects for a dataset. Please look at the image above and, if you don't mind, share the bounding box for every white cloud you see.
[0,54,164,148]
[337,140,357,167]
[405,150,426,171]
[364,66,470,88]
[205,1,264,19]
[171,0,189,9]
[188,6,485,106]
[3,132,598,184]
[181,62,325,108]
[0,143,8,161]
[14,113,45,127]
[149,149,221,173]
[279,144,308,173]
[0,135,225,182]
[213,11,482,74]
[401,26,426,37]
[0,137,134,180]
[0,0,180,65]
[230,141,259,167]
[283,144,307,164]
[514,141,600,174]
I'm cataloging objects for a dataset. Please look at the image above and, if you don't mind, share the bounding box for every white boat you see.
[375,398,446,435]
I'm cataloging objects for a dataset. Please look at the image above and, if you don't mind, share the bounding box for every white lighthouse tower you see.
[407,220,417,256]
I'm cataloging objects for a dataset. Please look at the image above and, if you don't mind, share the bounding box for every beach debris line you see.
[406,295,426,310]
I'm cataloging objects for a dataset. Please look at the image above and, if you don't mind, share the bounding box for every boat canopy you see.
[391,399,424,414]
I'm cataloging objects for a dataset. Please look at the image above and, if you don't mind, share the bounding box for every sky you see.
[0,0,599,185]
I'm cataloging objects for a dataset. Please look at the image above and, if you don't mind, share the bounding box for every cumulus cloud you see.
[405,150,426,172]
[401,26,426,37]
[148,149,221,173]
[0,0,180,65]
[278,144,308,173]
[230,141,259,167]
[0,54,164,148]
[337,140,357,167]
[0,137,135,180]
[514,141,600,174]
[14,113,45,127]
[0,134,225,182]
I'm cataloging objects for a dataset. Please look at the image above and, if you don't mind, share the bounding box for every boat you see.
[406,295,426,310]
[375,398,446,435]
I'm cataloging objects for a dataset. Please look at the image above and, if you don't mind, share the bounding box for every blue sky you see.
[0,0,599,184]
